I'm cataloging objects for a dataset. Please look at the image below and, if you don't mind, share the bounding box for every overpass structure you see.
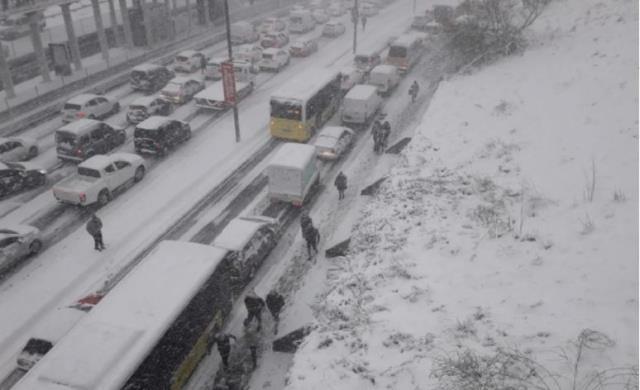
[0,0,217,98]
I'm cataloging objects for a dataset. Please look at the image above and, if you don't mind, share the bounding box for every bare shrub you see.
[579,213,595,235]
[613,189,626,202]
[449,0,551,67]
[454,319,477,338]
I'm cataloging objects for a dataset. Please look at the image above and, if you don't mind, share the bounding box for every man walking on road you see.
[243,289,266,331]
[86,213,105,251]
[200,54,207,75]
[409,80,420,103]
[334,171,347,200]
[244,325,260,370]
[207,332,237,370]
[361,15,367,31]
[304,226,320,259]
[266,290,285,335]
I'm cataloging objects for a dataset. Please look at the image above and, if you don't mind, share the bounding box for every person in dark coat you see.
[303,226,320,259]
[300,211,313,235]
[243,290,266,331]
[207,332,237,369]
[86,213,105,251]
[200,54,207,75]
[266,290,285,334]
[409,80,419,103]
[372,122,382,153]
[361,15,367,31]
[334,171,347,200]
[244,325,260,369]
[380,121,391,151]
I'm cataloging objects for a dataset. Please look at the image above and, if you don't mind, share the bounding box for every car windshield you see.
[55,131,77,147]
[290,16,302,23]
[315,135,337,148]
[63,103,81,111]
[355,55,370,65]
[0,229,17,234]
[129,105,147,112]
[163,82,182,93]
[77,167,101,178]
[262,53,273,60]
[134,128,159,140]
[130,70,147,81]
[388,46,407,57]
[5,162,25,171]
[271,99,302,120]
[176,55,189,62]
[23,339,53,355]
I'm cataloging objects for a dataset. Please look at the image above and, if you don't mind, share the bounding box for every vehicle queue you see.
[5,0,430,385]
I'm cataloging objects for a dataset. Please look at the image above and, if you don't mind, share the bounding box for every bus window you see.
[270,100,302,121]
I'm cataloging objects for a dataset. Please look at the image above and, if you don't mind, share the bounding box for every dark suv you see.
[134,117,191,156]
[55,119,126,162]
[0,161,47,197]
[130,63,174,94]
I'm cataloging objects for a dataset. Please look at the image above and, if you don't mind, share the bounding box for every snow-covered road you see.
[0,0,415,380]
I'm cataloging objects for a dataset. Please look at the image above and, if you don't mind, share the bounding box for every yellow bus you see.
[270,70,342,142]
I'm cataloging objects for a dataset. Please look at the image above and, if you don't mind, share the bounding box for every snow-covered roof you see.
[57,119,100,135]
[271,69,339,103]
[12,241,227,390]
[319,126,352,139]
[66,93,99,105]
[132,63,163,72]
[262,47,283,55]
[371,64,397,74]
[177,50,198,57]
[207,57,227,65]
[168,75,193,85]
[213,217,269,251]
[390,33,420,48]
[130,96,156,107]
[269,143,316,170]
[136,116,171,130]
[78,155,113,170]
[345,84,378,100]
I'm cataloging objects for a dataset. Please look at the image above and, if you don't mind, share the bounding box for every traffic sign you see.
[221,61,237,104]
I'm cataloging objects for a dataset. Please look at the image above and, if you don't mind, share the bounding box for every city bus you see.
[385,32,426,73]
[269,69,342,142]
[13,240,232,390]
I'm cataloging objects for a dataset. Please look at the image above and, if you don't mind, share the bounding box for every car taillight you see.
[76,112,86,118]
[79,193,86,203]
[75,149,83,157]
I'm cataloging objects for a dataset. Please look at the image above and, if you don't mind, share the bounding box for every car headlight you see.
[38,169,47,175]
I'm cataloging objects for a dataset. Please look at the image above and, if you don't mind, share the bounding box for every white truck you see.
[266,143,319,207]
[289,10,315,33]
[194,62,255,110]
[341,84,382,125]
[368,64,400,96]
[231,21,259,44]
[52,153,147,206]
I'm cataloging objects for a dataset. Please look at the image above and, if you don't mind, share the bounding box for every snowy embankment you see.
[284,0,638,388]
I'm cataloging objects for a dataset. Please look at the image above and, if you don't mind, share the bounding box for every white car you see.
[0,224,42,274]
[259,17,286,33]
[322,20,346,37]
[160,76,205,105]
[261,31,290,48]
[62,93,120,123]
[289,37,318,57]
[313,126,354,160]
[0,137,38,161]
[235,44,263,69]
[173,50,207,73]
[126,96,173,124]
[259,48,290,72]
[312,9,329,23]
[52,153,147,206]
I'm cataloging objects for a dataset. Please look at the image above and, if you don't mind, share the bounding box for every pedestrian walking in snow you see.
[300,210,313,236]
[244,325,260,370]
[372,123,382,153]
[243,290,266,331]
[266,290,285,335]
[361,15,367,31]
[334,171,347,200]
[303,226,320,259]
[409,80,419,103]
[380,120,391,151]
[86,213,105,251]
[207,332,237,369]
[200,55,207,75]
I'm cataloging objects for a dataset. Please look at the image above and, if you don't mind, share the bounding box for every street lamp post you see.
[351,0,359,54]
[223,0,241,142]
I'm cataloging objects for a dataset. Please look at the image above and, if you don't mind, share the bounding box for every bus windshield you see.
[388,46,407,58]
[271,100,302,121]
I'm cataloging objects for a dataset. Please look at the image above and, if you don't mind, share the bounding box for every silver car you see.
[0,136,38,161]
[0,224,42,273]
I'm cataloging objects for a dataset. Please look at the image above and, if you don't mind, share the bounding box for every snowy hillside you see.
[283,0,639,388]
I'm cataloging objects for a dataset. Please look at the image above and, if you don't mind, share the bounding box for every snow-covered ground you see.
[260,0,638,388]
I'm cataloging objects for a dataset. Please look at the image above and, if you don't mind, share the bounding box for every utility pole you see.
[351,0,358,54]
[223,0,241,142]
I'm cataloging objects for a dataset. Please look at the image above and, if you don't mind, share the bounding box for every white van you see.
[341,84,382,125]
[266,143,319,206]
[231,21,259,44]
[368,64,400,96]
[339,66,365,94]
[289,10,316,33]
[205,57,226,80]
[354,48,383,73]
